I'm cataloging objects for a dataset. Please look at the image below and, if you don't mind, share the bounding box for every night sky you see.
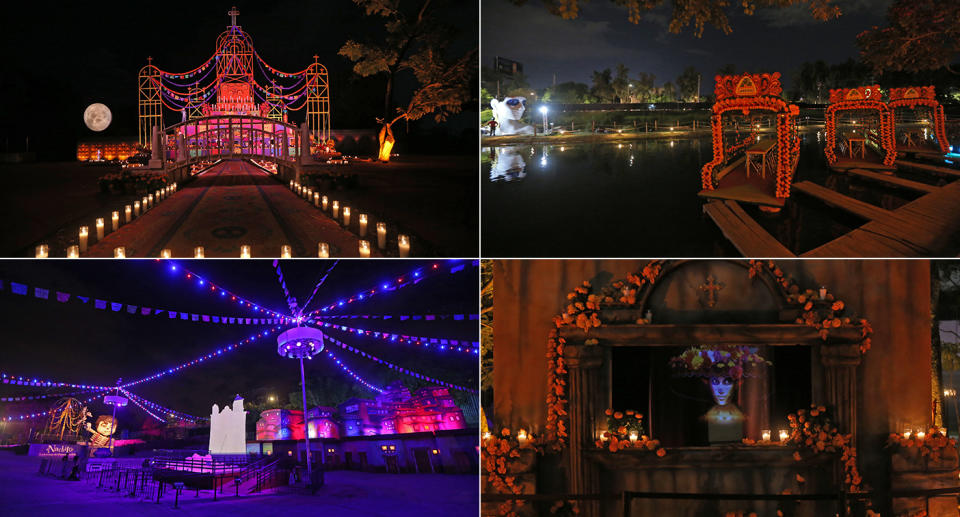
[0,259,478,432]
[0,1,477,159]
[481,0,891,90]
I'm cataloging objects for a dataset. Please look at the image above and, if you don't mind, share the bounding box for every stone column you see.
[148,125,163,169]
[819,343,862,439]
[177,133,187,163]
[281,128,289,160]
[563,344,604,517]
[300,122,312,163]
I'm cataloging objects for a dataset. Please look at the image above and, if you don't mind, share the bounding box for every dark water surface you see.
[481,134,926,257]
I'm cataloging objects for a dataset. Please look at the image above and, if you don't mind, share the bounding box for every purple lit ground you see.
[0,453,477,516]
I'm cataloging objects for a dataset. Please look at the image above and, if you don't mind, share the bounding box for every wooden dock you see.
[896,159,960,178]
[703,200,795,257]
[792,181,903,227]
[845,168,938,193]
[801,179,960,256]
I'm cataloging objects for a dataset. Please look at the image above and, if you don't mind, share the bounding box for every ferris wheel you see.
[45,397,90,441]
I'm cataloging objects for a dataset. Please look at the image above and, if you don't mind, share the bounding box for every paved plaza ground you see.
[0,452,478,516]
[0,154,475,257]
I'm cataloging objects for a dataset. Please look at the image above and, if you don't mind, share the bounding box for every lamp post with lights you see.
[539,106,549,135]
[277,326,325,482]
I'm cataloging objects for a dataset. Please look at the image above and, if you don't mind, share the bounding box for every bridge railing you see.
[160,115,305,165]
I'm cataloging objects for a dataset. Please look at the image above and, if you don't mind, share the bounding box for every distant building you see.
[254,382,467,440]
[76,140,140,162]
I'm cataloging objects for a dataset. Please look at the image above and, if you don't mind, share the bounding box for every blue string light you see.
[315,321,479,355]
[315,312,479,322]
[120,326,283,388]
[122,390,165,423]
[121,388,206,423]
[323,335,477,393]
[297,260,339,317]
[0,387,104,402]
[1,372,112,391]
[322,349,383,393]
[308,260,478,315]
[158,260,290,320]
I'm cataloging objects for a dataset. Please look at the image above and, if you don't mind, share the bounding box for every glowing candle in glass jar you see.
[904,429,912,439]
[281,245,292,258]
[95,218,105,240]
[314,192,320,208]
[79,226,89,252]
[240,245,251,258]
[332,201,339,219]
[111,211,120,232]
[377,222,387,249]
[141,196,149,210]
[113,247,126,258]
[161,249,172,258]
[778,430,789,442]
[629,431,639,442]
[398,234,410,257]
[124,205,132,223]
[517,429,528,443]
[35,244,49,258]
[358,240,370,258]
[322,195,329,211]
[358,214,368,237]
[289,180,294,190]
[917,430,926,440]
[482,432,491,442]
[194,246,204,258]
[318,242,330,258]
[343,206,351,227]
[66,245,79,258]
[156,189,162,201]
[134,201,141,217]
[148,194,154,207]
[819,286,827,299]
[761,430,771,442]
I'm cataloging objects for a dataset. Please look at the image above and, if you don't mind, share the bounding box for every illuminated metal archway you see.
[137,7,330,151]
[163,114,301,165]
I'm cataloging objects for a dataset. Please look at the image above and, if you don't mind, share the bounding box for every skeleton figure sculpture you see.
[85,415,116,449]
[491,97,534,135]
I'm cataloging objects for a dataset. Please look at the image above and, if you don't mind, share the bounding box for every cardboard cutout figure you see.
[85,415,116,449]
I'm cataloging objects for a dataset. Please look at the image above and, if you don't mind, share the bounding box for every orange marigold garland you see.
[887,428,957,463]
[595,408,667,457]
[786,404,864,493]
[483,429,542,517]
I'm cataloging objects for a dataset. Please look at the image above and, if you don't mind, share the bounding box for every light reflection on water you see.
[481,135,924,257]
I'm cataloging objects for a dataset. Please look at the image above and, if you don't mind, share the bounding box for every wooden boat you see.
[699,73,800,210]
[823,86,896,173]
[888,86,951,161]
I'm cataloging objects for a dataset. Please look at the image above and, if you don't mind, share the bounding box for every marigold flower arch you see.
[823,86,896,168]
[888,86,950,156]
[700,73,801,199]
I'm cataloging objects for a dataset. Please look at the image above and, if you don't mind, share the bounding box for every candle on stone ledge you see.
[95,218,105,241]
[778,430,789,442]
[35,244,49,258]
[343,206,351,227]
[761,430,771,442]
[79,226,89,252]
[124,205,132,223]
[917,430,926,440]
[111,211,120,232]
[134,201,141,217]
[377,222,387,250]
[161,249,172,258]
[629,431,638,443]
[359,214,368,237]
[240,245,251,258]
[67,245,79,258]
[314,193,320,208]
[318,242,330,258]
[322,195,328,211]
[517,429,528,444]
[398,234,410,257]
[332,201,339,219]
[281,245,292,258]
[819,286,828,299]
[194,246,204,258]
[113,247,126,258]
[358,240,370,258]
[904,429,912,439]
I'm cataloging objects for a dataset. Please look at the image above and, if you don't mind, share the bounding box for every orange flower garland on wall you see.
[888,86,950,155]
[700,73,800,199]
[823,86,896,167]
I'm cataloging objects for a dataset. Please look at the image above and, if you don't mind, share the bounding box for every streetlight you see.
[277,326,325,485]
[539,106,549,135]
[268,395,276,403]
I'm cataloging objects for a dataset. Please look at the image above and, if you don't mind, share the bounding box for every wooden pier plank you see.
[791,181,903,227]
[896,160,960,178]
[802,180,960,257]
[846,168,938,194]
[703,200,795,257]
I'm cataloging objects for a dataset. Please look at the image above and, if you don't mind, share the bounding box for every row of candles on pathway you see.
[34,183,180,258]
[288,179,411,258]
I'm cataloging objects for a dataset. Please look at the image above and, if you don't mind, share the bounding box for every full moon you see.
[83,103,112,132]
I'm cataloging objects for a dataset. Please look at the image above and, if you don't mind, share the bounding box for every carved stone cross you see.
[698,275,724,308]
